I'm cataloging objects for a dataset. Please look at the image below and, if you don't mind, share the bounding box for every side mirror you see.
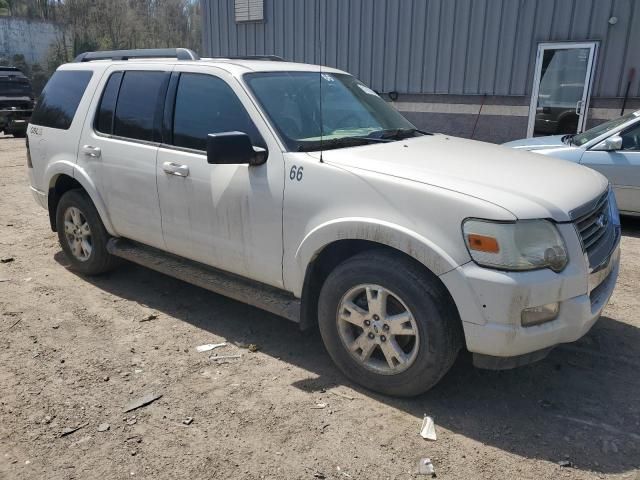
[206,132,268,166]
[593,135,623,151]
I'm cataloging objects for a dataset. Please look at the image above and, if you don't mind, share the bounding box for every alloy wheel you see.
[63,206,93,261]
[336,284,420,375]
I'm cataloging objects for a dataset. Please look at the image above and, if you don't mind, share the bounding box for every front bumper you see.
[440,224,620,362]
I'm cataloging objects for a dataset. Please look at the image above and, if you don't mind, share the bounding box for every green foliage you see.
[2,0,201,94]
[50,0,202,54]
[1,0,55,19]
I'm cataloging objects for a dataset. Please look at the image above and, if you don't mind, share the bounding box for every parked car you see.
[0,66,34,137]
[505,110,640,215]
[533,83,582,135]
[27,49,620,397]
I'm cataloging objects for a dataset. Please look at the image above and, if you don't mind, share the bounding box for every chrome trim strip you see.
[588,234,620,295]
[589,226,621,274]
[29,185,46,196]
[569,188,609,221]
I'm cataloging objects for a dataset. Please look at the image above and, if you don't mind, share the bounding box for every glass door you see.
[527,42,598,137]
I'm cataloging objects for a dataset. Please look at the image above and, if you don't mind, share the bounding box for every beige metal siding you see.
[202,0,640,97]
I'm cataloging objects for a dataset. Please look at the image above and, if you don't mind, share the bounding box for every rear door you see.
[77,66,170,249]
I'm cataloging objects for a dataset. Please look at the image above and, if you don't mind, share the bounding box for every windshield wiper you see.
[296,128,431,152]
[297,136,381,152]
[366,128,430,140]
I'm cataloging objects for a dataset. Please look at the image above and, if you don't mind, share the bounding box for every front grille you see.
[573,190,617,269]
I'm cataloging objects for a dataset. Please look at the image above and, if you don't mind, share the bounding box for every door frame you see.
[527,41,599,138]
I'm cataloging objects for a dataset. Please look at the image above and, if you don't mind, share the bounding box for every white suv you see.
[27,48,621,396]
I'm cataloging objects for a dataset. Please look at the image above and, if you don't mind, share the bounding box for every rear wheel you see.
[318,250,462,397]
[56,189,118,275]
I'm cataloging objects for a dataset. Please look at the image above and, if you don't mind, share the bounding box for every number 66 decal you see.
[289,165,304,181]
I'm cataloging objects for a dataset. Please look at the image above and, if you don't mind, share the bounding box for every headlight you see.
[608,188,621,227]
[462,219,568,272]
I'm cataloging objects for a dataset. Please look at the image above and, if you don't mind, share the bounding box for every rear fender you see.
[71,163,115,235]
[45,161,116,236]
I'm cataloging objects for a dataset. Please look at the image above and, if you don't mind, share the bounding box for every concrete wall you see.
[0,17,61,65]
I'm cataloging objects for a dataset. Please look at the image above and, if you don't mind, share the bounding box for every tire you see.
[56,189,118,275]
[318,249,462,397]
[11,130,26,138]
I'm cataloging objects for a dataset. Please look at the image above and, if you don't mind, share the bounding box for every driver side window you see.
[620,124,640,151]
[172,73,263,151]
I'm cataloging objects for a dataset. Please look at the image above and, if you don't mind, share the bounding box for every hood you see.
[318,134,608,221]
[502,134,586,162]
[503,134,568,150]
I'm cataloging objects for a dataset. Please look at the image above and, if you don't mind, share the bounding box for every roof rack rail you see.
[73,48,199,63]
[218,55,284,61]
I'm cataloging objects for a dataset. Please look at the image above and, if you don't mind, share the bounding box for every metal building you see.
[202,0,640,142]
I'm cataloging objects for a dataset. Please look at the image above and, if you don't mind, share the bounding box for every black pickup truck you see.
[0,66,34,137]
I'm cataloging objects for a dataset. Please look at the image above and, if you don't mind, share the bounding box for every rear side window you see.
[172,73,262,151]
[30,70,92,130]
[113,71,167,142]
[95,72,123,134]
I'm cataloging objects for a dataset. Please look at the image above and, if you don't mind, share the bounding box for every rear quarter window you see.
[95,72,123,134]
[30,70,93,130]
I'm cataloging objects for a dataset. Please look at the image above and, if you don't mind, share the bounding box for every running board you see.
[106,238,301,323]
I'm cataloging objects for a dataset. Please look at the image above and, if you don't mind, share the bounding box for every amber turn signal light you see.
[467,234,500,253]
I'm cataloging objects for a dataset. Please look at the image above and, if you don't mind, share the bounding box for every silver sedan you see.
[504,110,640,215]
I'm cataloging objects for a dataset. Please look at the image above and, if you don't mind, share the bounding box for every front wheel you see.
[318,250,462,397]
[56,189,118,275]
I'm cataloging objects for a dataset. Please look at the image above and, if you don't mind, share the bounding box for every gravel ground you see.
[1,135,639,480]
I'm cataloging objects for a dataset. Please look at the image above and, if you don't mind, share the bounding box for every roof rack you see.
[217,55,284,62]
[73,48,199,63]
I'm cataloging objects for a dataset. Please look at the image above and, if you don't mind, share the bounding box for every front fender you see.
[291,217,462,296]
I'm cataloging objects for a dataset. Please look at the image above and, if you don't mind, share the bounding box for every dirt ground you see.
[1,135,639,480]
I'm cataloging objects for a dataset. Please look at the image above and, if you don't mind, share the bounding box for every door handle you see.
[82,145,101,158]
[576,100,584,116]
[162,161,190,177]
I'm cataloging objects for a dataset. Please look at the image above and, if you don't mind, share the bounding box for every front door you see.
[527,42,598,137]
[156,69,285,288]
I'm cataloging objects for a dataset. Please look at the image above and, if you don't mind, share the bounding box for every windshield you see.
[244,71,418,151]
[0,76,33,97]
[572,111,640,146]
